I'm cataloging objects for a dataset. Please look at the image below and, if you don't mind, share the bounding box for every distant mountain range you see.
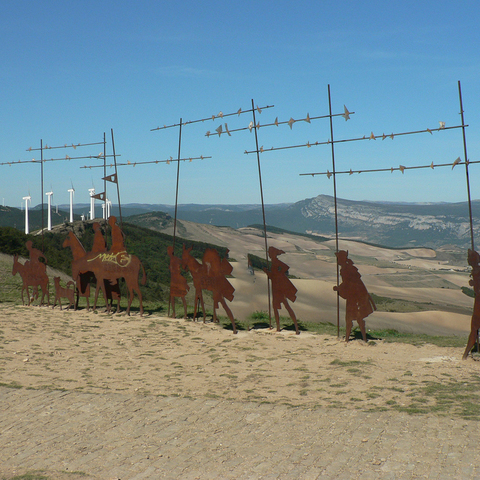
[2,195,479,249]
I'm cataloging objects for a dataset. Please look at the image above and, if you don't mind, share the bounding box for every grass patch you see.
[330,359,372,367]
[0,381,23,389]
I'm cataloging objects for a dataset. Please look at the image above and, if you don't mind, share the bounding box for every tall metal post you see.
[328,85,340,338]
[251,99,272,328]
[40,139,44,250]
[458,81,474,251]
[173,118,182,251]
[111,129,123,227]
[103,132,107,227]
[458,80,478,353]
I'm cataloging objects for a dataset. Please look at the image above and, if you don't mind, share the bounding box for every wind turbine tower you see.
[23,195,31,234]
[88,188,95,220]
[68,187,75,223]
[106,198,112,219]
[46,191,53,231]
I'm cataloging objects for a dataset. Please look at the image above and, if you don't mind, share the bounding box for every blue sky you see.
[1,0,479,209]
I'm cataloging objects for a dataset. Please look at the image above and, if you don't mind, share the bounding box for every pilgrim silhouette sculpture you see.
[168,245,189,319]
[463,249,480,359]
[334,250,376,342]
[264,246,300,334]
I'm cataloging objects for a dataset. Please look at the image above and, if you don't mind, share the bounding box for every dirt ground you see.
[1,303,479,415]
[2,304,480,479]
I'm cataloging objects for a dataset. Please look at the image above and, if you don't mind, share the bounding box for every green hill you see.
[0,222,228,304]
[0,205,82,230]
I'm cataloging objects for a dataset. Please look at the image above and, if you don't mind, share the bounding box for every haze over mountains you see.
[2,194,478,249]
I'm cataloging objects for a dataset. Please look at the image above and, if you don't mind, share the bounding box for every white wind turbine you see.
[22,195,31,234]
[68,182,75,223]
[45,190,53,231]
[88,187,95,220]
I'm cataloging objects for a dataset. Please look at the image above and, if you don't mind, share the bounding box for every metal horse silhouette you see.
[62,232,93,310]
[12,241,50,306]
[182,245,237,333]
[63,223,146,315]
[334,250,376,342]
[52,276,76,310]
[463,248,480,359]
[168,246,189,319]
[263,246,300,334]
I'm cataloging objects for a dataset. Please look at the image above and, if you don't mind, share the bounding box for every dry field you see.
[2,228,480,478]
[1,304,479,415]
[1,303,480,479]
[158,221,474,336]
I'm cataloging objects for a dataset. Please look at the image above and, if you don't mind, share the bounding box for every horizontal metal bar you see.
[80,155,211,169]
[0,154,118,166]
[26,141,105,152]
[300,158,479,177]
[244,124,468,154]
[0,159,40,166]
[150,105,274,131]
[206,110,354,138]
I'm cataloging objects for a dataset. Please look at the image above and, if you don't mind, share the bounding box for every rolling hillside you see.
[48,195,480,249]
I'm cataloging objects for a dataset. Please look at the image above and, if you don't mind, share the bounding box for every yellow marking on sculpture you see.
[88,251,132,267]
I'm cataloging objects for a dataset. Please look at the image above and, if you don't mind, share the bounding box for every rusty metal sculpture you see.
[263,246,299,334]
[92,221,107,253]
[62,233,93,310]
[90,221,121,312]
[463,249,480,359]
[52,276,76,310]
[168,246,189,319]
[109,215,125,253]
[181,245,208,321]
[12,241,50,306]
[63,224,146,315]
[203,248,236,333]
[182,245,237,333]
[334,250,376,342]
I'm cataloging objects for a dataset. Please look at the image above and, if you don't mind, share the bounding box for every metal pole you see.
[169,118,183,318]
[111,129,123,227]
[328,85,340,338]
[252,99,272,328]
[458,81,474,251]
[458,81,478,354]
[173,118,182,251]
[40,139,44,250]
[103,132,107,229]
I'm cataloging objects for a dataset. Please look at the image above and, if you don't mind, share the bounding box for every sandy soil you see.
[1,303,479,416]
[155,220,474,336]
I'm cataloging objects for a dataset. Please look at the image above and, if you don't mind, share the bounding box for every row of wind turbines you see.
[21,187,113,234]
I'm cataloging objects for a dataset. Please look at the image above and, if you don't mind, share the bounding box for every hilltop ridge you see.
[3,194,479,249]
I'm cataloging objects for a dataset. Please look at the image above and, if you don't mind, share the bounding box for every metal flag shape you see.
[92,192,106,201]
[102,173,118,184]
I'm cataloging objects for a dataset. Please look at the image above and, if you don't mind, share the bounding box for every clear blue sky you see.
[1,0,479,209]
